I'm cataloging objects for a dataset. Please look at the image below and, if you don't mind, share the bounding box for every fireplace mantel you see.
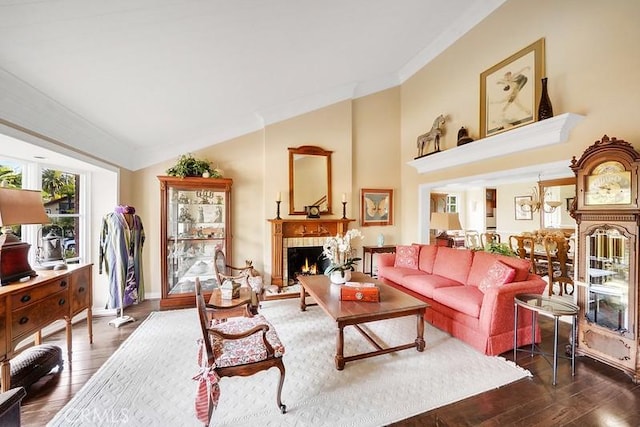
[268,218,355,287]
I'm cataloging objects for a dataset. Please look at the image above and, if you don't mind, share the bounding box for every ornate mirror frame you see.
[539,177,577,233]
[288,145,332,215]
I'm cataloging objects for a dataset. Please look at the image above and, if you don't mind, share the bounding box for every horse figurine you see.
[416,114,446,157]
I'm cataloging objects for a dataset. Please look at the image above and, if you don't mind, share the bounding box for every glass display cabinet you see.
[158,176,233,309]
[570,135,639,381]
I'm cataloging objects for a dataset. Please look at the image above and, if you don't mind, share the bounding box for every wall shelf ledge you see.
[408,113,585,174]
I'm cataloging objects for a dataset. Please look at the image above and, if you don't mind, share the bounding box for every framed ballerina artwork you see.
[479,38,545,138]
[360,188,393,227]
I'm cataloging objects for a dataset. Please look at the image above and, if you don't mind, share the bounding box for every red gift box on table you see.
[340,282,380,302]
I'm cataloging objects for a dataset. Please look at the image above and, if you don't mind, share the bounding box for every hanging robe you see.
[99,211,145,309]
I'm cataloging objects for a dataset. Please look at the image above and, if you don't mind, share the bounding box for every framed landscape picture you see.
[514,196,533,220]
[480,38,545,138]
[361,188,393,226]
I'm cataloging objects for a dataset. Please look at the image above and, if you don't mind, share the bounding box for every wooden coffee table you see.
[298,272,428,370]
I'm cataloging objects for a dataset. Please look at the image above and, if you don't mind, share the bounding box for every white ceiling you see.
[0,0,507,170]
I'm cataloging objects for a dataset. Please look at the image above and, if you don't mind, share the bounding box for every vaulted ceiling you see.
[0,0,506,170]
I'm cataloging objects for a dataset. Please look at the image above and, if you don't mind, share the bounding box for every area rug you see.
[48,298,530,427]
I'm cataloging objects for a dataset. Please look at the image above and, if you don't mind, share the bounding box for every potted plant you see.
[321,229,364,284]
[166,154,223,178]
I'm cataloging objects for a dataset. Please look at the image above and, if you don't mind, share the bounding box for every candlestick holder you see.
[342,201,347,219]
[275,200,281,220]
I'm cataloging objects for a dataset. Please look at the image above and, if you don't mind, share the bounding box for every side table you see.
[362,245,396,277]
[207,287,253,320]
[513,293,579,385]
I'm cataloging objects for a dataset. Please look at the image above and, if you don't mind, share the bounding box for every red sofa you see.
[377,244,546,356]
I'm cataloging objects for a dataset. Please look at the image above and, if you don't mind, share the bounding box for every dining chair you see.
[212,249,262,314]
[464,230,482,249]
[508,234,544,275]
[480,231,501,248]
[193,279,286,425]
[543,234,574,296]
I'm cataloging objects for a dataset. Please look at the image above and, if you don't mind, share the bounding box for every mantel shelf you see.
[408,113,585,174]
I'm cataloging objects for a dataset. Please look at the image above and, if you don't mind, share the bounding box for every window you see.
[0,158,85,265]
[0,160,23,237]
[41,168,81,262]
[446,195,458,213]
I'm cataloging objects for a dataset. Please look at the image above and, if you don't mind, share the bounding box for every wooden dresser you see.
[0,263,93,391]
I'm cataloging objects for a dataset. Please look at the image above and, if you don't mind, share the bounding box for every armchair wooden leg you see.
[275,360,286,414]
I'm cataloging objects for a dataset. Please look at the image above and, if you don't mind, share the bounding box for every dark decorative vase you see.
[537,77,553,121]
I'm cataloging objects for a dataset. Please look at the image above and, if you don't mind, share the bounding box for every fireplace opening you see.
[287,246,330,286]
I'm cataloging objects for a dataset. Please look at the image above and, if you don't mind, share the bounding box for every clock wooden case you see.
[570,135,640,381]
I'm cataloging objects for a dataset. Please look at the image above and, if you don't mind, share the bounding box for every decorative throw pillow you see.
[394,245,419,269]
[478,260,516,293]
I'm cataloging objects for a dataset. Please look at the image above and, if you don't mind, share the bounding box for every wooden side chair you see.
[193,279,286,425]
[480,231,501,248]
[508,234,541,275]
[464,230,482,250]
[212,249,262,314]
[543,234,574,296]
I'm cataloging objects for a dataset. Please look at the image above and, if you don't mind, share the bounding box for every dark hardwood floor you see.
[20,300,640,426]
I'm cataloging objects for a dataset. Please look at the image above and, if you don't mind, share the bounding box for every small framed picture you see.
[514,196,533,220]
[480,38,545,138]
[361,189,393,226]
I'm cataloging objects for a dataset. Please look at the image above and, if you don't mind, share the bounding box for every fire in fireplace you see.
[286,246,330,286]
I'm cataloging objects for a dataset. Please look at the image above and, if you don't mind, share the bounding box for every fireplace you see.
[268,218,354,288]
[286,246,330,286]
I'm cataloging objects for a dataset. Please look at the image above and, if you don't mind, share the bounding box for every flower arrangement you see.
[322,229,364,277]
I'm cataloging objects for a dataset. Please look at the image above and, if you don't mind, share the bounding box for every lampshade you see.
[0,187,50,284]
[430,212,462,231]
[0,187,50,226]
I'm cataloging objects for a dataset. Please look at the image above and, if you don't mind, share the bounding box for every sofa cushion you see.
[433,286,484,319]
[416,244,438,274]
[478,260,516,293]
[401,273,464,299]
[379,266,427,284]
[394,245,419,269]
[432,247,473,284]
[467,251,531,287]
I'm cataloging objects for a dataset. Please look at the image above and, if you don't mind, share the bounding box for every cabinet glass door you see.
[166,187,226,295]
[585,227,630,334]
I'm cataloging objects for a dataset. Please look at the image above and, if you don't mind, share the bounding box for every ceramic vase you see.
[377,233,385,247]
[537,77,553,121]
[330,270,351,284]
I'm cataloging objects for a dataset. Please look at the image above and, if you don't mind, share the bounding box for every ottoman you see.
[7,344,63,390]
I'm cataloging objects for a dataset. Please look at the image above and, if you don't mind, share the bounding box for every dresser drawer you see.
[11,290,69,342]
[11,278,69,310]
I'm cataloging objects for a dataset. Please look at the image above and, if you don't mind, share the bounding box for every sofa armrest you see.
[377,253,396,267]
[478,275,547,335]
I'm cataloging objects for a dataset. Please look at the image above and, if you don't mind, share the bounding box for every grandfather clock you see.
[570,135,640,382]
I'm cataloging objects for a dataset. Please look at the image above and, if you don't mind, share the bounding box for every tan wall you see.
[353,87,401,246]
[127,0,640,297]
[399,0,640,242]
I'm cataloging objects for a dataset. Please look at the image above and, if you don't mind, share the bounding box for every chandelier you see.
[518,185,562,213]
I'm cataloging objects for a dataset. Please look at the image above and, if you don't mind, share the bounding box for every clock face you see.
[584,161,632,205]
[306,205,320,218]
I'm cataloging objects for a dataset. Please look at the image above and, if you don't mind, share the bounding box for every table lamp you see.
[0,188,51,284]
[430,212,462,247]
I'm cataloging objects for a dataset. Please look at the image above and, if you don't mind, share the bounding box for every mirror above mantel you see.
[288,145,332,215]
